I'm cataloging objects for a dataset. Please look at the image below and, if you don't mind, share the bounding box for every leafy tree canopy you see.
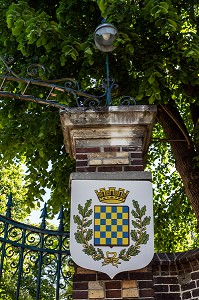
[0,0,198,252]
[0,160,30,218]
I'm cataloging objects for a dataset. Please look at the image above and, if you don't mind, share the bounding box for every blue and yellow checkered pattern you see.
[94,205,129,246]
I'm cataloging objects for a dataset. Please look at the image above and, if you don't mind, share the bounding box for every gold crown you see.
[95,187,129,204]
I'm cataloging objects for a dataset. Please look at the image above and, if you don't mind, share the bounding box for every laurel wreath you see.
[73,199,151,267]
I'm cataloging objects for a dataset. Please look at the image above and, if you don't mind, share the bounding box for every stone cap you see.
[70,171,152,181]
[60,105,157,158]
[60,105,157,127]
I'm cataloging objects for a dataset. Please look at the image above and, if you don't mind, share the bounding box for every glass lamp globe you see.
[94,23,118,52]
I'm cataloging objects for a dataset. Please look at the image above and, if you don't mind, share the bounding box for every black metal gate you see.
[0,194,73,300]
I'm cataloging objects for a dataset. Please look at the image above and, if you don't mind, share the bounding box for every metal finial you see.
[58,205,64,232]
[6,192,13,218]
[40,203,48,229]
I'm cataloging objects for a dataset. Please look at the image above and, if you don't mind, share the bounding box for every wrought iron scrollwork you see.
[0,55,136,108]
[0,193,72,300]
[27,63,46,78]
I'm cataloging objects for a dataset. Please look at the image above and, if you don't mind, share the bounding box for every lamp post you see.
[94,22,118,106]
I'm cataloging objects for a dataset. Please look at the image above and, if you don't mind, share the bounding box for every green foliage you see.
[0,0,198,254]
[147,123,199,252]
[0,160,30,218]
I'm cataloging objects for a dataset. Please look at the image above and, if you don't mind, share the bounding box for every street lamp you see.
[94,22,118,106]
[94,23,118,52]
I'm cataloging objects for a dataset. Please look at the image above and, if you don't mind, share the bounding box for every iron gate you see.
[0,193,73,300]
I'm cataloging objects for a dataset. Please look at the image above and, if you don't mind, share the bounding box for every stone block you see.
[89,159,103,166]
[122,288,139,298]
[122,280,138,289]
[88,289,105,299]
[103,158,129,165]
[88,281,104,290]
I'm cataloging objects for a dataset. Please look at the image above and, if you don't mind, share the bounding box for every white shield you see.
[70,180,154,279]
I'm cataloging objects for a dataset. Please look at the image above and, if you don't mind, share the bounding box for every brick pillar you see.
[75,145,144,173]
[73,265,154,299]
[60,105,157,300]
[153,250,199,299]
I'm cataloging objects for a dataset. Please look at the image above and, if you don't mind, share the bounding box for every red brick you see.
[131,152,143,158]
[139,288,154,297]
[155,294,181,299]
[191,271,199,280]
[104,147,120,152]
[76,147,100,153]
[122,147,140,152]
[154,277,178,285]
[96,273,110,281]
[181,281,196,291]
[106,289,121,298]
[130,272,153,280]
[114,272,129,280]
[131,159,143,166]
[76,154,88,160]
[191,261,199,271]
[192,288,199,297]
[105,281,121,289]
[182,291,191,299]
[72,290,88,299]
[170,285,180,292]
[139,281,154,289]
[76,167,96,172]
[76,160,88,166]
[73,282,88,290]
[73,274,97,281]
[124,166,144,171]
[154,285,169,293]
[98,166,123,172]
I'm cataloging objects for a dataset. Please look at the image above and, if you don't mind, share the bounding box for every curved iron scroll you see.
[0,194,72,300]
[0,56,136,108]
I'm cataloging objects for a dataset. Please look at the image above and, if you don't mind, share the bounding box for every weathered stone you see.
[60,106,157,160]
[70,171,152,181]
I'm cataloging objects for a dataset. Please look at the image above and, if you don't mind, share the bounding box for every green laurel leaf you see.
[73,215,81,225]
[77,204,84,216]
[140,205,147,217]
[126,245,140,256]
[83,220,92,228]
[131,230,139,241]
[85,228,93,241]
[132,200,140,211]
[85,208,93,218]
[139,232,150,244]
[131,219,140,228]
[84,199,92,212]
[118,249,126,258]
[142,216,151,226]
[131,210,140,219]
[74,232,84,244]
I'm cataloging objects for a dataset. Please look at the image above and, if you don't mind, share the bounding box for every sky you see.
[28,188,59,226]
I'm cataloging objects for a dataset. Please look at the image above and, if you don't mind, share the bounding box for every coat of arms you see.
[70,180,154,278]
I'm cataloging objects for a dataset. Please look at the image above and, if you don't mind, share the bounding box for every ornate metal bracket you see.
[0,56,136,109]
